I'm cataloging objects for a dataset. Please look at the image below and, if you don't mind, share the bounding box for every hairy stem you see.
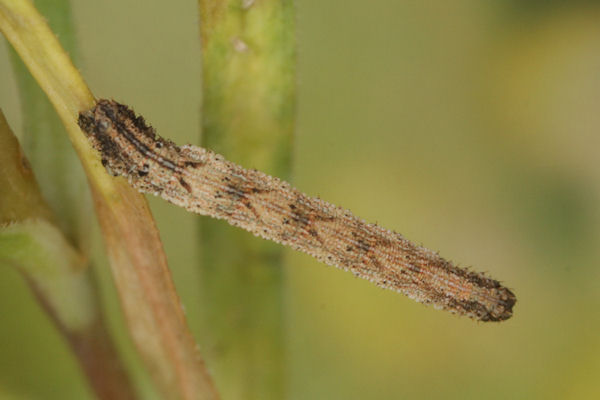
[198,0,295,398]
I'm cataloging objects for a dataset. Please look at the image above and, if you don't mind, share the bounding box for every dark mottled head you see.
[78,101,122,175]
[78,99,182,178]
[78,99,156,176]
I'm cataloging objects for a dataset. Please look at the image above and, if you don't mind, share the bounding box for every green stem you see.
[198,0,295,398]
[9,0,91,253]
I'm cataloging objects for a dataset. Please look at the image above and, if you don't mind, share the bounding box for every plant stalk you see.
[0,1,219,398]
[0,109,136,399]
[198,0,296,398]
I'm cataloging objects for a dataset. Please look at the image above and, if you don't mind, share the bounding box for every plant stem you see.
[0,110,136,399]
[9,0,91,252]
[0,1,219,398]
[198,0,295,398]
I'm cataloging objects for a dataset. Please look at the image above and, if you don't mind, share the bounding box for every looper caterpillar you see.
[78,99,516,322]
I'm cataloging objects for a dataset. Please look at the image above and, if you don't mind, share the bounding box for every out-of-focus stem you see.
[198,0,295,398]
[9,0,91,252]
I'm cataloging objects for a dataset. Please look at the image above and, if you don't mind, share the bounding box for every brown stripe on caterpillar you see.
[78,99,516,322]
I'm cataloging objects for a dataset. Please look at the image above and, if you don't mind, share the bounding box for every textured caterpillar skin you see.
[78,99,516,322]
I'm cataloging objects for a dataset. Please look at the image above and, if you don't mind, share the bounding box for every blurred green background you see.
[1,0,600,399]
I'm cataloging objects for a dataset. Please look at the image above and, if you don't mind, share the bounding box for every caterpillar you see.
[78,99,516,321]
